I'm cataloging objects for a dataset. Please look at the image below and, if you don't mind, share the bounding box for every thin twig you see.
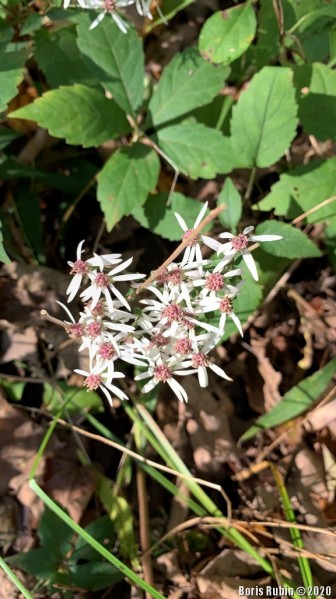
[136,463,154,595]
[40,309,69,330]
[132,204,226,297]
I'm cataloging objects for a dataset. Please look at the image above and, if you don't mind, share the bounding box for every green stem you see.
[0,557,34,599]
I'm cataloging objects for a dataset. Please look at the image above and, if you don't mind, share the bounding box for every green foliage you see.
[97,143,160,231]
[294,63,336,140]
[9,85,131,147]
[241,357,336,442]
[230,67,298,167]
[0,46,29,112]
[199,3,257,65]
[255,221,322,258]
[148,48,230,127]
[43,381,103,415]
[217,178,242,233]
[0,220,10,264]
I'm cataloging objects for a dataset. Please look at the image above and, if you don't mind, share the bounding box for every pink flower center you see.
[162,303,183,322]
[94,272,110,288]
[103,0,116,12]
[67,323,85,339]
[98,342,116,360]
[191,353,208,368]
[181,318,195,330]
[174,338,192,355]
[231,233,249,251]
[150,333,168,348]
[205,273,224,291]
[71,260,89,275]
[167,268,183,285]
[219,297,233,314]
[156,269,169,285]
[89,301,105,317]
[84,374,101,391]
[183,229,199,247]
[86,322,102,338]
[153,364,171,382]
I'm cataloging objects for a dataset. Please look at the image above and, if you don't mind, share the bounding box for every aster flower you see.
[134,358,196,402]
[174,202,208,267]
[181,352,232,388]
[198,293,243,337]
[63,0,134,32]
[75,365,128,404]
[203,226,282,281]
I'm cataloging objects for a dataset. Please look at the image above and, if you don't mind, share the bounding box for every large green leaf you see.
[255,221,321,259]
[254,158,336,231]
[217,178,242,233]
[148,48,229,127]
[97,143,160,231]
[43,381,103,416]
[199,3,257,65]
[69,562,124,591]
[9,85,131,147]
[230,67,298,168]
[294,63,336,140]
[133,192,210,241]
[0,46,29,112]
[156,122,233,179]
[240,357,336,442]
[249,0,280,69]
[77,13,144,114]
[35,28,95,88]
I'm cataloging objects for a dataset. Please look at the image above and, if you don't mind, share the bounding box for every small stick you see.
[40,309,69,330]
[133,203,226,297]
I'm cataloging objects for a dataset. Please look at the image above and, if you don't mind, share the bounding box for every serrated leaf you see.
[156,122,233,179]
[0,47,29,112]
[240,357,336,442]
[230,67,298,168]
[217,178,242,233]
[133,192,210,241]
[254,158,336,228]
[97,143,160,231]
[77,13,144,114]
[199,3,257,65]
[255,221,321,258]
[9,85,131,147]
[148,47,229,127]
[294,63,336,140]
[35,28,95,88]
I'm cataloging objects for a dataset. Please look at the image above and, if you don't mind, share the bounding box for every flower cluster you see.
[63,0,153,32]
[59,203,282,404]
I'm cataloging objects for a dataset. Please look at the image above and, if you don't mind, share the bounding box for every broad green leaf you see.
[43,381,103,416]
[35,28,95,88]
[148,47,229,127]
[255,221,322,258]
[199,3,257,65]
[97,143,160,231]
[294,64,336,140]
[38,508,73,559]
[77,13,144,114]
[9,85,131,147]
[0,47,29,112]
[69,562,124,591]
[133,193,210,241]
[0,219,10,264]
[6,548,60,578]
[217,178,242,233]
[156,122,233,179]
[20,12,43,35]
[250,0,280,69]
[230,67,298,168]
[254,158,336,231]
[240,357,336,442]
[0,377,24,401]
[74,516,115,562]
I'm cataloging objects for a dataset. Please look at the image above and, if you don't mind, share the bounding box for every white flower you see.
[198,294,243,337]
[135,358,196,402]
[203,226,282,281]
[174,202,208,267]
[75,365,128,405]
[181,352,232,388]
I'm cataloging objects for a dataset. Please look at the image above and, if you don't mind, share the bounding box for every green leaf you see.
[9,85,131,147]
[254,158,336,229]
[230,67,298,167]
[43,381,103,416]
[73,516,115,562]
[249,0,280,69]
[156,122,233,179]
[0,377,24,401]
[0,127,22,150]
[20,12,43,35]
[38,508,73,559]
[148,47,229,127]
[0,219,10,264]
[97,143,160,231]
[199,3,257,65]
[240,357,336,442]
[294,63,336,140]
[133,193,210,241]
[0,47,29,112]
[69,562,124,591]
[7,548,60,579]
[255,221,321,258]
[217,178,242,233]
[77,13,144,114]
[35,28,95,88]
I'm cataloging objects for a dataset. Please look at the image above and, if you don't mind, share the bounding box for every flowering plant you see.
[52,203,282,404]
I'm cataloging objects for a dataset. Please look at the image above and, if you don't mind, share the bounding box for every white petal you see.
[242,250,258,281]
[142,379,157,393]
[168,378,188,402]
[218,232,234,239]
[110,284,130,310]
[110,257,133,276]
[112,12,129,33]
[198,366,208,388]
[194,202,208,227]
[56,300,76,323]
[243,226,254,235]
[209,363,232,381]
[174,212,188,232]
[66,273,82,302]
[89,12,106,29]
[251,234,283,242]
[201,235,222,252]
[230,312,243,337]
